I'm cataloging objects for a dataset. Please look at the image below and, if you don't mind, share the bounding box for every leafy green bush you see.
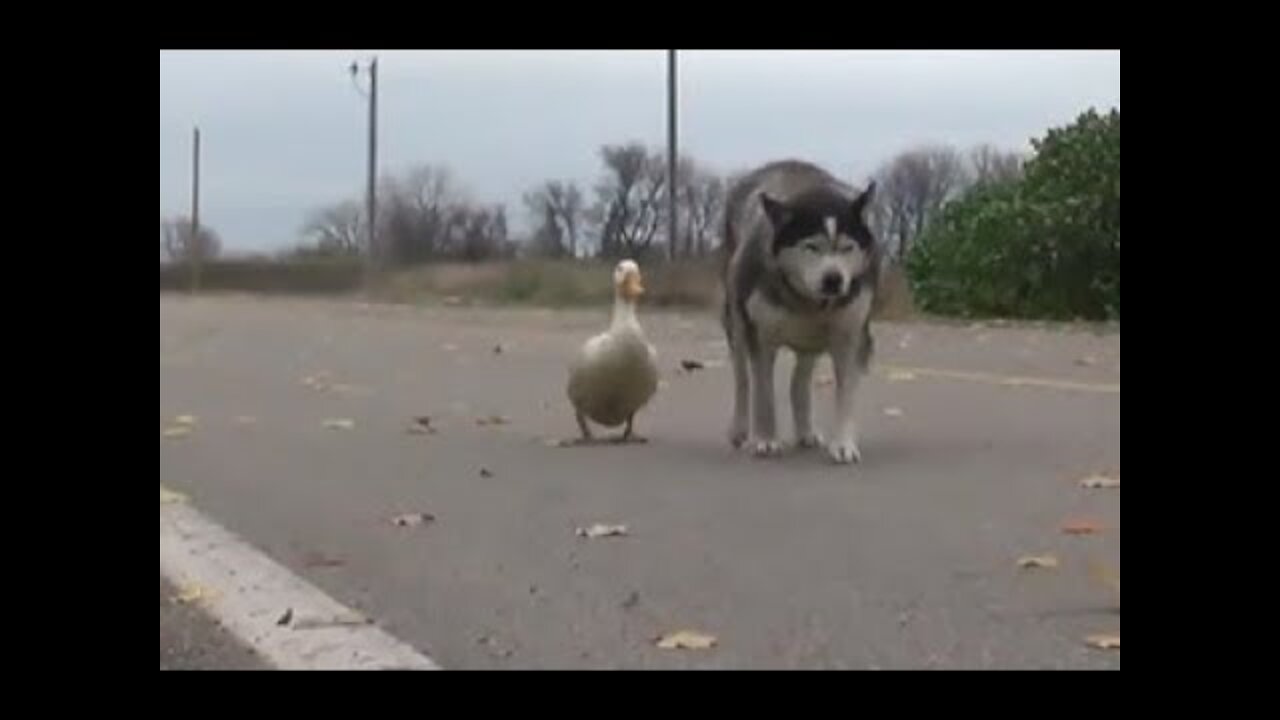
[908,108,1120,320]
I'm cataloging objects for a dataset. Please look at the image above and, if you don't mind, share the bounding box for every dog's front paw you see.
[827,438,862,465]
[750,439,784,457]
[796,432,825,449]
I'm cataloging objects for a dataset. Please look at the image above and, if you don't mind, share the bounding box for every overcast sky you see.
[158,50,1120,253]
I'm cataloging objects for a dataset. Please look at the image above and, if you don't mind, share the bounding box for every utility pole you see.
[190,126,201,293]
[667,50,679,262]
[350,56,379,289]
[367,56,379,283]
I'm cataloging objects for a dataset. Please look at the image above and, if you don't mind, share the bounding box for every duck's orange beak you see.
[621,271,645,301]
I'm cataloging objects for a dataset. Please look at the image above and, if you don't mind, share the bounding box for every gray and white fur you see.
[720,160,882,464]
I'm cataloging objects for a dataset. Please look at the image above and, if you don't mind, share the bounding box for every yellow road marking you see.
[878,364,1120,394]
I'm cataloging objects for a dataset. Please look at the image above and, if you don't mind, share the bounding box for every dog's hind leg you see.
[791,353,822,448]
[724,306,751,449]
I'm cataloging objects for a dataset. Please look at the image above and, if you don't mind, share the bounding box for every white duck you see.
[566,259,659,444]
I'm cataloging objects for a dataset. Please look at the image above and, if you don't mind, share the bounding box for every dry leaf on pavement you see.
[1085,634,1120,650]
[1080,473,1120,489]
[160,486,188,505]
[1061,519,1104,535]
[575,524,628,539]
[655,630,717,650]
[1017,555,1060,570]
[390,512,436,528]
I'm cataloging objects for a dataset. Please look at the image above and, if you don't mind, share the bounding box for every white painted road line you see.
[160,487,440,670]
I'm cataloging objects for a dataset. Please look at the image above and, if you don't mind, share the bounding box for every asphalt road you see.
[159,294,1120,669]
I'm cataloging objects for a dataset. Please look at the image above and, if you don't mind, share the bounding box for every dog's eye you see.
[805,244,821,254]
[838,245,856,254]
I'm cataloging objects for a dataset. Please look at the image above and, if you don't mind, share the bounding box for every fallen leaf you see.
[276,608,293,626]
[174,415,198,426]
[493,344,504,355]
[160,486,188,504]
[1017,554,1060,570]
[476,415,510,427]
[322,418,355,431]
[544,437,576,448]
[291,612,370,629]
[887,369,917,382]
[479,467,494,478]
[390,512,435,528]
[173,583,219,605]
[1075,355,1099,367]
[621,591,640,610]
[406,416,437,435]
[1061,519,1105,535]
[576,523,628,539]
[1080,473,1120,489]
[302,552,345,568]
[1084,633,1120,650]
[162,426,192,439]
[680,359,706,372]
[883,406,905,418]
[656,630,717,650]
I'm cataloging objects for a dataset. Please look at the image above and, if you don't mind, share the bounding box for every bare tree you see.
[377,164,473,264]
[523,180,585,258]
[527,200,567,258]
[588,143,668,259]
[456,205,509,262]
[873,145,970,259]
[678,159,725,257]
[161,215,221,264]
[299,200,363,256]
[968,144,1024,186]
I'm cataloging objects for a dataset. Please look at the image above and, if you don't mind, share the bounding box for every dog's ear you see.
[760,193,791,229]
[851,181,876,218]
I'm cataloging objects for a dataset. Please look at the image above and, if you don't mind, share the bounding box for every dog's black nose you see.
[821,272,843,296]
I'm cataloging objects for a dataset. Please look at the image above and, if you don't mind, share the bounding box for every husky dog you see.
[720,160,881,464]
